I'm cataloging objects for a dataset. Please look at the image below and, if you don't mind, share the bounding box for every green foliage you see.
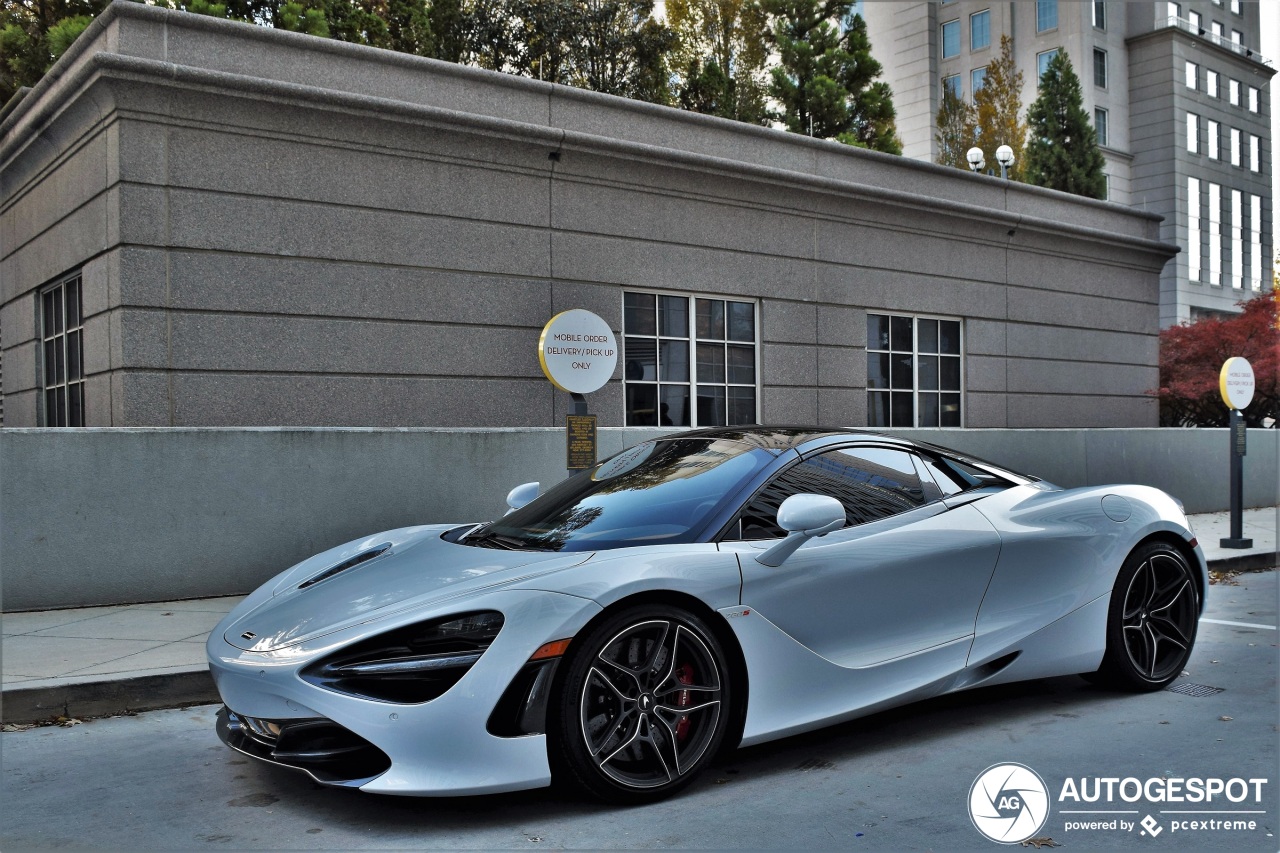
[761,0,900,153]
[426,0,464,61]
[1,0,111,103]
[461,0,676,103]
[1024,50,1107,198]
[965,34,1025,180]
[934,83,971,169]
[278,1,328,36]
[667,0,769,124]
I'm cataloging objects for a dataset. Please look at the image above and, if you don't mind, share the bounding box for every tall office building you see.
[862,1,1274,326]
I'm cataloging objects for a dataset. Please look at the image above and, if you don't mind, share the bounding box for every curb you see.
[2,671,219,725]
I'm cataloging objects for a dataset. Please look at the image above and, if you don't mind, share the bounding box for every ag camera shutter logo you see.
[969,763,1050,844]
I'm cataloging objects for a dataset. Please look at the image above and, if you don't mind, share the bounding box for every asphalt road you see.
[2,571,1276,852]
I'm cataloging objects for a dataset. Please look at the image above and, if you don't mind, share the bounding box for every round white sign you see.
[538,309,618,394]
[1219,357,1254,411]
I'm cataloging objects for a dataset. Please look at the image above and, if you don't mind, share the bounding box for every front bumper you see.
[207,588,601,795]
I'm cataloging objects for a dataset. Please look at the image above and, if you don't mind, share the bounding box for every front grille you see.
[218,708,391,786]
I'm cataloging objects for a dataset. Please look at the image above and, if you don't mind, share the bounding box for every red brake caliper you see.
[674,663,694,741]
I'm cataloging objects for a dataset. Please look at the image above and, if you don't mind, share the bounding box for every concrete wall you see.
[1,2,1176,430]
[2,427,1276,611]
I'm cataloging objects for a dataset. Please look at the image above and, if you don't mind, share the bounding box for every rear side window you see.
[925,456,1015,493]
[732,447,930,539]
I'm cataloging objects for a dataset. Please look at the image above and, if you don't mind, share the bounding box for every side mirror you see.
[757,494,845,568]
[505,482,540,515]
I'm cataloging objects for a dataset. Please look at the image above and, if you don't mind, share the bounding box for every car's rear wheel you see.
[551,604,732,804]
[1093,541,1199,691]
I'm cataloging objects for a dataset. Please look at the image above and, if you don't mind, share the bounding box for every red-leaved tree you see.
[1153,289,1278,427]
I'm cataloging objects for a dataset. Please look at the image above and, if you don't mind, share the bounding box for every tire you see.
[550,604,733,804]
[1093,541,1199,691]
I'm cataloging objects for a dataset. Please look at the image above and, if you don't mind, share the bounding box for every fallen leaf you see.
[2,723,35,732]
[1220,716,1234,721]
[1020,838,1060,849]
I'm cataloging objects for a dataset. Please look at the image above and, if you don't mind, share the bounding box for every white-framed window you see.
[1189,10,1202,30]
[1036,0,1057,32]
[941,19,960,58]
[1249,134,1259,172]
[623,291,759,427]
[1037,49,1059,82]
[1093,48,1107,88]
[1228,78,1240,106]
[867,314,963,428]
[971,66,987,93]
[1231,29,1242,45]
[1206,69,1219,98]
[1247,86,1260,112]
[1208,182,1222,285]
[1211,21,1224,39]
[942,74,962,98]
[970,9,990,50]
[1094,108,1109,146]
[1092,0,1106,29]
[1185,61,1197,89]
[1230,189,1242,289]
[1207,119,1219,159]
[1229,127,1241,166]
[1187,112,1199,153]
[1188,177,1202,281]
[1249,195,1262,290]
[40,272,85,427]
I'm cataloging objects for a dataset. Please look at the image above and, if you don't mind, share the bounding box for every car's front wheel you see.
[551,604,732,804]
[1093,541,1199,691]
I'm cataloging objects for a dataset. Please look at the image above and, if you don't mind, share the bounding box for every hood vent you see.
[298,543,392,590]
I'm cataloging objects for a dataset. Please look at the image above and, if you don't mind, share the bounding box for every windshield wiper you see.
[463,529,537,551]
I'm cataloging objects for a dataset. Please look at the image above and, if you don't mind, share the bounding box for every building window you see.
[1249,195,1262,290]
[1208,182,1221,285]
[1037,49,1059,82]
[942,74,962,98]
[1092,0,1106,29]
[1228,78,1240,106]
[867,314,963,428]
[1230,0,1242,14]
[1206,119,1219,159]
[1187,112,1199,153]
[1036,0,1057,32]
[1247,86,1259,112]
[1229,127,1241,167]
[1211,21,1224,39]
[1189,9,1201,30]
[970,9,990,50]
[1102,174,1110,200]
[1249,134,1259,172]
[1188,177,1201,281]
[1206,69,1218,97]
[1093,48,1107,88]
[40,273,85,427]
[1168,2,1181,22]
[1230,29,1242,45]
[971,66,987,93]
[941,19,960,58]
[1230,189,1242,289]
[1185,61,1197,89]
[1094,108,1109,146]
[623,292,758,427]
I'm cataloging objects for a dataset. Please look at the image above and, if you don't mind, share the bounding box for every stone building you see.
[0,1,1177,430]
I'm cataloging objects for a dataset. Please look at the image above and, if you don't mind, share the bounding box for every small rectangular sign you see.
[1233,418,1247,456]
[566,414,598,470]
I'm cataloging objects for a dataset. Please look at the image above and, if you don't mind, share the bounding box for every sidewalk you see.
[3,508,1276,725]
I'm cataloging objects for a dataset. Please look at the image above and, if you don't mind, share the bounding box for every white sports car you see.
[207,427,1206,803]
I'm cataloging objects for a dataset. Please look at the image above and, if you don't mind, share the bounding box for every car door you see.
[728,445,1003,669]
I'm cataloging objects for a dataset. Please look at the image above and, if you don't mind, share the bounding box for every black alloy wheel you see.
[1094,542,1199,691]
[551,605,732,803]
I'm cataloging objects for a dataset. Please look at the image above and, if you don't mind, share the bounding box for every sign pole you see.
[537,310,618,480]
[1218,358,1254,549]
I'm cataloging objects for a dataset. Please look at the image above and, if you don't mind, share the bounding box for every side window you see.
[733,448,929,540]
[929,456,1015,492]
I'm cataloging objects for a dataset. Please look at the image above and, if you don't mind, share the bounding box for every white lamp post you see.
[966,146,985,173]
[995,144,1015,179]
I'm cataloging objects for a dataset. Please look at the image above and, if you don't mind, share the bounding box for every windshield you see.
[467,438,775,551]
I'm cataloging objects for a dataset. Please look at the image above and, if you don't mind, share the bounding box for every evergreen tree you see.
[668,0,769,124]
[1023,50,1107,198]
[426,0,465,62]
[964,34,1025,180]
[761,0,900,153]
[935,84,971,169]
[2,0,110,104]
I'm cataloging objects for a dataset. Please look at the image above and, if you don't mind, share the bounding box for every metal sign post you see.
[1218,357,1254,549]
[537,310,618,478]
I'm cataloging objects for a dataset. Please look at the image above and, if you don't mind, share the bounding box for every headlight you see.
[301,611,504,703]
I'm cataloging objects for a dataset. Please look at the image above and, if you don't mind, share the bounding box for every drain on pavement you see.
[1165,683,1224,697]
[796,758,835,772]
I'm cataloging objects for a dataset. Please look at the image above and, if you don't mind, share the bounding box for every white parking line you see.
[1200,618,1277,631]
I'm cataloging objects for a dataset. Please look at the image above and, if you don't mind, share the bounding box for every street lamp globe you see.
[995,145,1015,167]
[966,147,986,173]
